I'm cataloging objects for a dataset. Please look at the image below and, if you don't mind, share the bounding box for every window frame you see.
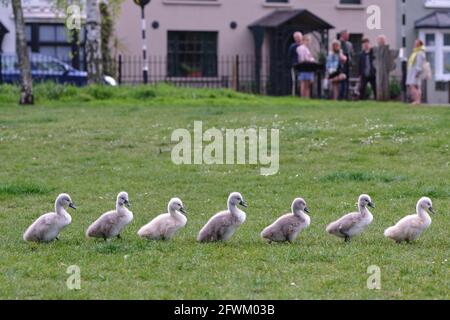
[26,23,85,70]
[265,0,289,3]
[167,30,218,78]
[339,0,362,5]
[442,33,450,75]
[419,29,450,81]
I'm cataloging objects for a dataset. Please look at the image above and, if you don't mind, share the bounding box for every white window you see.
[424,33,436,72]
[420,30,450,81]
[443,33,450,75]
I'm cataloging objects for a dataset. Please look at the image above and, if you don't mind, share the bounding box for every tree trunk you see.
[11,0,33,104]
[85,0,103,84]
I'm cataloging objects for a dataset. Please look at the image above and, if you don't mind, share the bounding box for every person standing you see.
[297,34,316,98]
[407,39,426,105]
[288,32,303,96]
[358,38,376,100]
[326,40,347,100]
[338,30,354,100]
[373,34,394,101]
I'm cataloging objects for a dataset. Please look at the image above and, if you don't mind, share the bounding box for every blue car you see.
[0,53,116,86]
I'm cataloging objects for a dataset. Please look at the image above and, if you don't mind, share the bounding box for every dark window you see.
[425,33,435,46]
[435,81,448,91]
[444,33,450,46]
[26,23,85,70]
[349,33,363,54]
[167,31,217,77]
[266,0,289,3]
[349,33,363,77]
[340,0,361,4]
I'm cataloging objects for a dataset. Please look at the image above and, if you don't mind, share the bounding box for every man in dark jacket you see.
[358,38,377,100]
[287,31,302,96]
[338,30,353,100]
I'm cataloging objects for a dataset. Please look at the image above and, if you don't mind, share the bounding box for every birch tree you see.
[11,0,34,104]
[85,0,103,84]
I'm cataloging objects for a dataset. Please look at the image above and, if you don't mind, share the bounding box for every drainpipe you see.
[400,0,407,102]
[250,26,264,94]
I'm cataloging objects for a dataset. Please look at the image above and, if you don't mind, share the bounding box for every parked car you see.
[0,53,117,86]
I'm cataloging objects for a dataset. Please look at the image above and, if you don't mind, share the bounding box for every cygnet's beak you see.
[239,200,248,208]
[368,202,375,208]
[304,207,310,213]
[428,207,435,214]
[124,199,131,208]
[69,202,77,210]
[179,207,187,215]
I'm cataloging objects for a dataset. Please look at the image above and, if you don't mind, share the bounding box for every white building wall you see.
[0,2,15,53]
[116,0,398,57]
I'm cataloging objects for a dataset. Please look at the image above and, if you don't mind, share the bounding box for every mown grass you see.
[0,83,448,299]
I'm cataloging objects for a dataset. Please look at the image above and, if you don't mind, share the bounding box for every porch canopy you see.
[415,10,450,29]
[249,9,334,31]
[249,9,334,95]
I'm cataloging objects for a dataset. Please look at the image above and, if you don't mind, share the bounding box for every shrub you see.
[132,87,157,99]
[86,85,115,100]
[32,82,78,101]
[390,77,402,100]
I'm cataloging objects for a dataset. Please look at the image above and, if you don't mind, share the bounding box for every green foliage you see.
[86,84,115,100]
[33,82,78,100]
[100,2,116,77]
[0,182,53,196]
[320,171,404,183]
[131,87,157,99]
[390,77,402,100]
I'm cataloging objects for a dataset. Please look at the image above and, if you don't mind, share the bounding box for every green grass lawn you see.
[0,84,448,299]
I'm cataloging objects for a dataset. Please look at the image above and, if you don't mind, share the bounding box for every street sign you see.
[133,0,151,7]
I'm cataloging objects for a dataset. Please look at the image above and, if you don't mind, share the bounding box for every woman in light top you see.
[296,34,316,99]
[406,39,426,105]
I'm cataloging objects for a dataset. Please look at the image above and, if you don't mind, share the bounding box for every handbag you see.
[422,61,432,81]
[294,62,320,72]
[328,63,343,79]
